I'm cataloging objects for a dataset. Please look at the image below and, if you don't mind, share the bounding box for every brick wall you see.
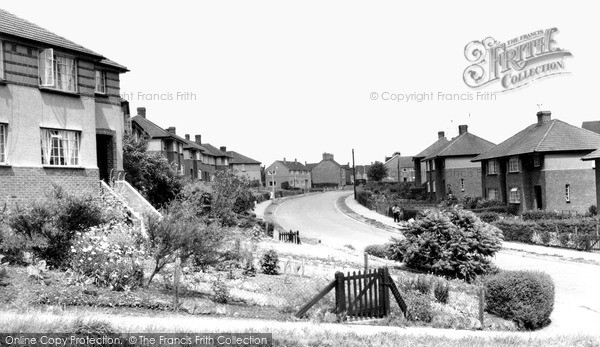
[443,167,483,199]
[311,160,343,187]
[0,167,99,206]
[543,169,596,213]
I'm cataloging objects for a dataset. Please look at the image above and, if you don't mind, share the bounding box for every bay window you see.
[40,128,80,166]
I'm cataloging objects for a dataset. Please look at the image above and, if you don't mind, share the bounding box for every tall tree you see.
[368,161,388,182]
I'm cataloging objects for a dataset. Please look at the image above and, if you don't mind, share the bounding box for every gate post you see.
[377,268,389,317]
[335,272,346,314]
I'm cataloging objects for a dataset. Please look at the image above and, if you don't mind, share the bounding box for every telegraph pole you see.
[352,149,357,200]
[397,153,401,190]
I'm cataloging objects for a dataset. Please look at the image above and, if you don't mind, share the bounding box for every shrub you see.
[242,258,256,277]
[70,222,145,291]
[433,280,450,304]
[356,190,373,208]
[364,244,390,259]
[522,210,570,221]
[344,244,355,251]
[477,211,501,223]
[401,209,419,221]
[588,205,597,216]
[405,292,433,323]
[0,255,8,286]
[212,277,230,304]
[390,209,503,282]
[484,270,554,330]
[260,249,279,275]
[8,187,104,268]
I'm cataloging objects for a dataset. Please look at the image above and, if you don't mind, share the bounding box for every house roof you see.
[181,138,206,153]
[226,151,261,165]
[384,155,414,168]
[413,137,451,159]
[201,143,232,158]
[277,160,309,171]
[582,148,600,161]
[0,9,128,71]
[473,119,600,162]
[582,121,600,135]
[425,132,495,160]
[130,115,187,143]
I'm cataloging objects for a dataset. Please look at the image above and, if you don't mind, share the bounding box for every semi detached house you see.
[0,9,128,204]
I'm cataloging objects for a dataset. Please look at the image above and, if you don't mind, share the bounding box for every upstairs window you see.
[508,156,520,173]
[39,49,77,93]
[533,155,541,167]
[565,184,571,203]
[0,40,4,80]
[40,128,80,166]
[0,123,7,163]
[487,160,498,175]
[95,70,106,94]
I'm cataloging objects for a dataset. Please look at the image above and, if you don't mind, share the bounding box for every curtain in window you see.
[62,131,78,165]
[40,129,52,164]
[65,57,76,92]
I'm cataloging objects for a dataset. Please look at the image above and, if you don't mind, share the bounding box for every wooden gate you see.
[295,267,406,320]
[279,230,301,244]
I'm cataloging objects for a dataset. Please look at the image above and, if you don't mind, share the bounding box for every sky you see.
[1,1,597,166]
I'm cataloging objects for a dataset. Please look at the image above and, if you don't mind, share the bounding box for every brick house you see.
[384,153,415,182]
[225,149,262,185]
[0,9,128,204]
[265,159,311,189]
[581,149,600,210]
[421,125,495,201]
[179,134,231,182]
[308,153,346,188]
[412,131,450,186]
[130,108,186,176]
[473,111,600,214]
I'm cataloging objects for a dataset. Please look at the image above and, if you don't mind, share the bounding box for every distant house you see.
[0,9,128,204]
[130,108,186,175]
[412,131,450,186]
[225,149,262,185]
[180,134,230,182]
[422,125,495,201]
[354,165,371,182]
[265,158,311,189]
[473,111,600,214]
[308,152,346,188]
[384,154,415,182]
[582,121,600,135]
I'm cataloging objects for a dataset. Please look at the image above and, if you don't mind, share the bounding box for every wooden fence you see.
[295,267,406,320]
[279,230,301,244]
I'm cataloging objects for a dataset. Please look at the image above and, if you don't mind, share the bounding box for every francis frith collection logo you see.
[463,28,572,91]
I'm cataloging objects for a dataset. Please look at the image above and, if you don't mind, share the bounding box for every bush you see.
[389,209,503,282]
[405,292,433,323]
[492,219,538,243]
[260,249,279,275]
[364,244,390,259]
[433,280,450,304]
[356,190,373,208]
[522,210,571,221]
[484,270,555,330]
[477,212,501,223]
[212,277,230,304]
[588,205,597,216]
[7,187,104,268]
[70,222,145,291]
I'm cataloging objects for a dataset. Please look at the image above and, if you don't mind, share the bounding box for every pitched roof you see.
[582,121,600,135]
[305,163,318,170]
[0,9,127,71]
[425,132,495,160]
[130,115,187,143]
[582,148,600,161]
[473,119,600,161]
[278,160,309,171]
[201,143,232,158]
[413,137,450,159]
[226,151,261,165]
[181,138,206,152]
[384,155,414,168]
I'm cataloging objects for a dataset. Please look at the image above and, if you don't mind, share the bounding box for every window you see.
[95,70,106,94]
[39,49,77,92]
[460,178,465,192]
[533,155,541,168]
[508,157,520,173]
[0,123,7,163]
[0,40,4,80]
[487,160,498,175]
[241,164,246,172]
[198,170,202,179]
[488,188,499,200]
[40,128,80,166]
[509,187,520,203]
[565,184,571,203]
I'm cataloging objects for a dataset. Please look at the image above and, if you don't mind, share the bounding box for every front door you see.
[534,185,543,209]
[96,134,112,182]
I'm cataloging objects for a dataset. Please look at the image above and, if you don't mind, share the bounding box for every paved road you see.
[273,191,600,334]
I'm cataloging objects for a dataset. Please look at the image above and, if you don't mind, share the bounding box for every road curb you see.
[335,194,403,235]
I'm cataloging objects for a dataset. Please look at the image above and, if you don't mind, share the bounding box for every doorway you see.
[96,134,113,182]
[534,185,543,209]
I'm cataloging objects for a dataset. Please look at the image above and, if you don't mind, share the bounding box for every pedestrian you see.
[392,203,401,223]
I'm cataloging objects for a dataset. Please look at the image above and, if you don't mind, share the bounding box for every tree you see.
[367,161,388,182]
[123,134,182,208]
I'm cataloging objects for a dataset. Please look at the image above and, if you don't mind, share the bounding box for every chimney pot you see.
[294,158,297,163]
[185,134,190,140]
[167,127,176,134]
[438,131,445,139]
[323,152,334,161]
[537,110,552,125]
[194,135,202,145]
[137,107,146,118]
[458,125,468,135]
[220,146,227,152]
[284,157,286,162]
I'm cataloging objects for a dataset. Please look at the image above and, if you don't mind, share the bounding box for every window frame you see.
[0,123,7,164]
[38,49,78,93]
[509,187,521,204]
[0,40,5,81]
[487,160,498,175]
[565,184,571,203]
[508,157,520,173]
[460,178,465,192]
[487,187,499,200]
[40,128,81,167]
[533,155,541,168]
[94,70,106,94]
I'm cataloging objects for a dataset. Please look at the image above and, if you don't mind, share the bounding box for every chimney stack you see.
[220,146,227,152]
[137,107,146,118]
[438,131,445,139]
[323,152,334,161]
[194,135,202,145]
[284,157,286,162]
[537,110,552,125]
[185,134,190,140]
[167,127,176,134]
[458,125,468,135]
[294,158,297,163]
